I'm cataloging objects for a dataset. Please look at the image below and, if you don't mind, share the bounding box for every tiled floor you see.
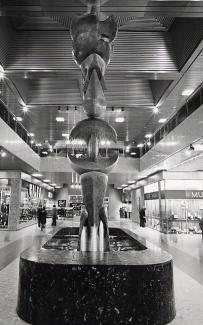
[0,219,203,324]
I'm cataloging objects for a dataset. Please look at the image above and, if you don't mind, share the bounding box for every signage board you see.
[58,200,66,207]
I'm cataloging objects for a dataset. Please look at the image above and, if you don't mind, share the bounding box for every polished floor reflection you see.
[0,220,203,325]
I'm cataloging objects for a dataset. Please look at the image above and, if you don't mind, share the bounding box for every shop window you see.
[188,91,201,116]
[177,104,187,124]
[0,180,11,229]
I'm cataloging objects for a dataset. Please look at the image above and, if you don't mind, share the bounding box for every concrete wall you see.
[108,187,122,220]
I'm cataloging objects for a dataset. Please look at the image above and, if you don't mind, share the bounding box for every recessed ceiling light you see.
[28,133,35,137]
[145,133,152,138]
[153,106,159,114]
[130,152,137,156]
[30,140,34,144]
[121,184,127,187]
[147,140,151,147]
[56,117,65,122]
[158,118,167,123]
[128,180,135,184]
[50,183,56,186]
[55,185,61,189]
[182,89,194,96]
[42,151,48,155]
[36,143,42,147]
[32,173,43,177]
[22,105,28,112]
[0,65,4,79]
[137,143,144,148]
[0,151,6,157]
[16,117,23,122]
[62,133,69,137]
[115,117,125,123]
[43,179,51,183]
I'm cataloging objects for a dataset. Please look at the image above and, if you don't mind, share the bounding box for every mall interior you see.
[0,1,203,325]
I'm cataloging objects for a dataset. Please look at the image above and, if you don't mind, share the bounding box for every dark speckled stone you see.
[17,228,176,325]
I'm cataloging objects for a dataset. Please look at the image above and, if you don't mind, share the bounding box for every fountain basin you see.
[17,227,175,325]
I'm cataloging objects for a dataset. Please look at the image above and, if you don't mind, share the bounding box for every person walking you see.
[37,205,43,228]
[199,217,203,240]
[52,205,57,226]
[139,207,146,228]
[40,206,47,231]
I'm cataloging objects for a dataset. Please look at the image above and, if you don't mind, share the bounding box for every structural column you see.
[8,177,21,230]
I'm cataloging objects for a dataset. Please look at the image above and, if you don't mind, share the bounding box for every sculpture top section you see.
[70,9,117,66]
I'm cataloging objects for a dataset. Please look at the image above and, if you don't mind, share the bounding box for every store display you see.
[0,183,10,229]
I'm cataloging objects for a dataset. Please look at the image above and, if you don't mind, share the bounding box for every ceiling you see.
[0,0,203,184]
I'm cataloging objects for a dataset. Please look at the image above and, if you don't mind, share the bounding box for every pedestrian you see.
[37,204,42,228]
[40,206,47,231]
[52,205,57,226]
[139,207,146,228]
[199,217,203,240]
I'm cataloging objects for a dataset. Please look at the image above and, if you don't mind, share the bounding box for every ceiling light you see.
[62,133,69,137]
[115,117,125,123]
[28,133,35,137]
[158,118,167,123]
[145,133,152,138]
[30,140,34,144]
[55,185,61,189]
[56,117,65,122]
[128,180,135,184]
[43,179,51,183]
[147,140,151,147]
[0,151,6,157]
[137,143,144,148]
[182,89,194,96]
[153,106,159,114]
[121,184,127,187]
[0,65,4,79]
[130,152,137,156]
[22,105,28,112]
[50,183,56,186]
[16,117,23,122]
[32,173,43,177]
[36,143,42,147]
[100,140,106,146]
[42,151,48,155]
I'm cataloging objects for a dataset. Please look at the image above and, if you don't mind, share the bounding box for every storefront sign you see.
[58,200,66,207]
[186,191,203,199]
[144,192,160,200]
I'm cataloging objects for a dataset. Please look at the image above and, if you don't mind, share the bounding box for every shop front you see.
[144,178,203,234]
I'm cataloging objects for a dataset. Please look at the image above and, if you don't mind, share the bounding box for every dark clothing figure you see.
[52,205,57,226]
[199,217,203,240]
[40,207,47,230]
[139,208,146,228]
[37,207,43,227]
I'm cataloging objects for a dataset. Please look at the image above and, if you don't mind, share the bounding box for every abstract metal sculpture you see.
[69,0,118,251]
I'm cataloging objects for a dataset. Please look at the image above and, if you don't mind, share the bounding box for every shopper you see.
[139,207,146,228]
[52,205,57,226]
[40,206,47,231]
[37,205,43,228]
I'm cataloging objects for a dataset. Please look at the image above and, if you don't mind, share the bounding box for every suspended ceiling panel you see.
[6,31,177,74]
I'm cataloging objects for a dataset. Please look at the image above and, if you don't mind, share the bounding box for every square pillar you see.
[8,178,21,230]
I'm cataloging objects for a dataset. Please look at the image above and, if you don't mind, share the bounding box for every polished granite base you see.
[17,228,175,325]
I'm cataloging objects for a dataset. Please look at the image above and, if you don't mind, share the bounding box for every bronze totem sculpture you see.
[69,0,118,251]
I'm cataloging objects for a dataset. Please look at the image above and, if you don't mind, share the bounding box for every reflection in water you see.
[81,227,87,251]
[90,226,98,252]
[99,221,104,252]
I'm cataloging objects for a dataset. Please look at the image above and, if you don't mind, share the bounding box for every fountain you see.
[16,1,176,324]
